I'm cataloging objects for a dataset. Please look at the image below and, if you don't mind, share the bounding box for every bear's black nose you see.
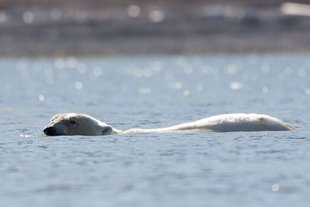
[43,126,57,136]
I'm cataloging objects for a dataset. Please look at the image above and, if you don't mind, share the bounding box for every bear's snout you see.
[43,126,57,136]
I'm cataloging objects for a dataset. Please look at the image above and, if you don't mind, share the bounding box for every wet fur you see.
[43,113,295,136]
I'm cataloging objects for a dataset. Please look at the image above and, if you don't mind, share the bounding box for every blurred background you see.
[0,0,310,56]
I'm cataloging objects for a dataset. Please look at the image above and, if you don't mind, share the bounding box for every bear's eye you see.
[70,120,77,125]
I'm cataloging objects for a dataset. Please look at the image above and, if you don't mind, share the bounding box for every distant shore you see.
[1,1,310,57]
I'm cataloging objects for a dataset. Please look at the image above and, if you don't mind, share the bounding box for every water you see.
[0,53,309,207]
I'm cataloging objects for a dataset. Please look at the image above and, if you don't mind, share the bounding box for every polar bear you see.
[43,113,295,136]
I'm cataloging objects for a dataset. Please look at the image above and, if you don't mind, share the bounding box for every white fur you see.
[43,113,295,136]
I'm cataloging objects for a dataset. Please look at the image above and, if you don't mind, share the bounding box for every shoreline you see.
[1,1,310,57]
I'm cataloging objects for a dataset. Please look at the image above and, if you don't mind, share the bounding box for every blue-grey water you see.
[0,53,309,207]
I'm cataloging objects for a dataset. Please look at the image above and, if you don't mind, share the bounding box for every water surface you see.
[0,53,309,207]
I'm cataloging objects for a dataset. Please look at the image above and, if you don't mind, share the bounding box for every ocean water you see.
[0,53,309,207]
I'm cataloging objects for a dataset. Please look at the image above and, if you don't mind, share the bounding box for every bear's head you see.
[43,113,113,136]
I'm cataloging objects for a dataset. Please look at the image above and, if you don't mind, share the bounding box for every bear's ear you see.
[101,125,113,135]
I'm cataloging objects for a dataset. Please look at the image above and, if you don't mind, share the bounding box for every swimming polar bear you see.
[43,113,295,136]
